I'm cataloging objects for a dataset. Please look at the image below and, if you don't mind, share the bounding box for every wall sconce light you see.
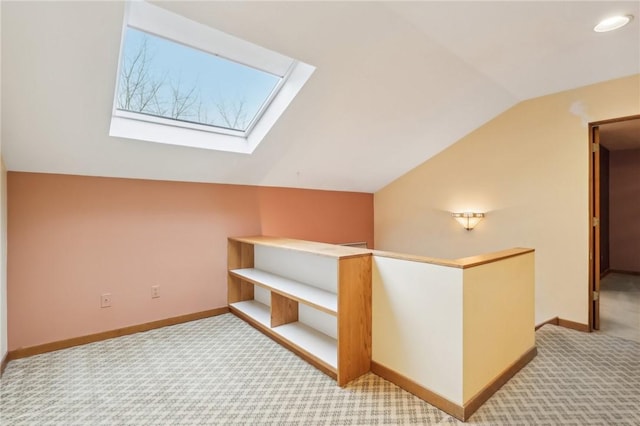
[452,212,485,230]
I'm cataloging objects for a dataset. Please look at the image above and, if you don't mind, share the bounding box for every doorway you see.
[589,115,640,341]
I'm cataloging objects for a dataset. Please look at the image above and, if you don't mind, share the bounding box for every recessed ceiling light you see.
[594,15,634,32]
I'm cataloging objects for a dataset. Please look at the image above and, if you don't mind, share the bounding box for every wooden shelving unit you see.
[228,236,372,386]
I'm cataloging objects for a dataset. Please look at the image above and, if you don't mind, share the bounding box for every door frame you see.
[588,114,640,331]
[589,124,600,330]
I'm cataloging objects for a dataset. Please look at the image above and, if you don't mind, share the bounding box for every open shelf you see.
[228,236,371,386]
[230,268,337,315]
[230,300,337,371]
[230,300,270,327]
[275,322,337,369]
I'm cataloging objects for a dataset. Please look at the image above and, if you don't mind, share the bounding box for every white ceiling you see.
[2,1,639,193]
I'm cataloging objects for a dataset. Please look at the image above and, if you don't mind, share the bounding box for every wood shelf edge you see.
[455,247,535,269]
[231,236,534,271]
[228,236,371,259]
[372,247,534,269]
[371,250,464,268]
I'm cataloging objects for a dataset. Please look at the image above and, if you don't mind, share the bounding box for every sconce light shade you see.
[452,212,485,230]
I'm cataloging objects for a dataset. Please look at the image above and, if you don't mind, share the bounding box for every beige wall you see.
[610,149,640,272]
[462,252,535,402]
[375,75,640,325]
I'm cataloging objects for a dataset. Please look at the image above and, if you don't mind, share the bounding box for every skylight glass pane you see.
[116,27,282,132]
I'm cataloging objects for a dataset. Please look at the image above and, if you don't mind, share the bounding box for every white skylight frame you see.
[109,1,315,153]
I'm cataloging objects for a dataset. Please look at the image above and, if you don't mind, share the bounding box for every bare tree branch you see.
[117,34,251,130]
[170,79,200,120]
[216,98,248,130]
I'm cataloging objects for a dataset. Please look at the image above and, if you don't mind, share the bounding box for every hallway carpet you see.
[599,272,640,343]
[1,314,639,425]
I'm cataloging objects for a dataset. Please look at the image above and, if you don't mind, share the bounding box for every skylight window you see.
[109,1,315,153]
[117,28,283,133]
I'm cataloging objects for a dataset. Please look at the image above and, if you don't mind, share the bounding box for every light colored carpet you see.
[1,314,639,425]
[599,272,640,343]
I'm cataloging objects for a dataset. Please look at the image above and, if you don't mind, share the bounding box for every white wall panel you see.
[372,256,464,404]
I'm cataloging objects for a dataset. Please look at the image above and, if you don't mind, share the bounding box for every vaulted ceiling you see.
[2,1,639,192]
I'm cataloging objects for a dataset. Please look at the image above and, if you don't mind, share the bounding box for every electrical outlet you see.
[101,293,112,308]
[151,285,160,299]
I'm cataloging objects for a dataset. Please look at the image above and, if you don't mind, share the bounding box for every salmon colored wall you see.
[609,149,640,273]
[258,186,373,247]
[7,172,373,351]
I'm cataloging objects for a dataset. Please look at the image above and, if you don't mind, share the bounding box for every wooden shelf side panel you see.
[337,255,373,386]
[228,240,255,304]
[271,293,299,327]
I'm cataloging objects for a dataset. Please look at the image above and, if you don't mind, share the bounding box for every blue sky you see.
[118,28,281,131]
